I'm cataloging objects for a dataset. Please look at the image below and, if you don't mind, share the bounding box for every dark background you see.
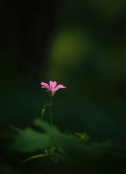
[0,0,126,173]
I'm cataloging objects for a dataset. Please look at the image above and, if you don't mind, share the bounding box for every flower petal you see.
[52,81,57,89]
[40,82,50,91]
[54,84,66,91]
[49,81,53,89]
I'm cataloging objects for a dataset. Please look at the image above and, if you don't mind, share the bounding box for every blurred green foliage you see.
[9,118,126,174]
[9,125,51,153]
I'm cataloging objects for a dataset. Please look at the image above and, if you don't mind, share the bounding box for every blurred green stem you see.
[50,97,52,126]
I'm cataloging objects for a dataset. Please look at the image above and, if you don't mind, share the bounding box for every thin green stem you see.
[50,97,52,126]
[43,103,49,109]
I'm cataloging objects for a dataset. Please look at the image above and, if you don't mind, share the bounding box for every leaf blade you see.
[19,154,47,164]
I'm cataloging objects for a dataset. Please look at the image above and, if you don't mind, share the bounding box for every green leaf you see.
[75,132,90,141]
[45,144,56,156]
[9,126,51,152]
[75,132,81,136]
[19,154,47,164]
[57,146,66,156]
[48,145,55,155]
[50,153,60,163]
[83,133,90,141]
[45,150,49,155]
[41,108,45,119]
[33,118,82,153]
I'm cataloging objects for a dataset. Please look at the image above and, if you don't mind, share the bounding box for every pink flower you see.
[40,81,66,97]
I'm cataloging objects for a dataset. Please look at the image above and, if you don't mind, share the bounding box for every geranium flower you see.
[41,81,66,97]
